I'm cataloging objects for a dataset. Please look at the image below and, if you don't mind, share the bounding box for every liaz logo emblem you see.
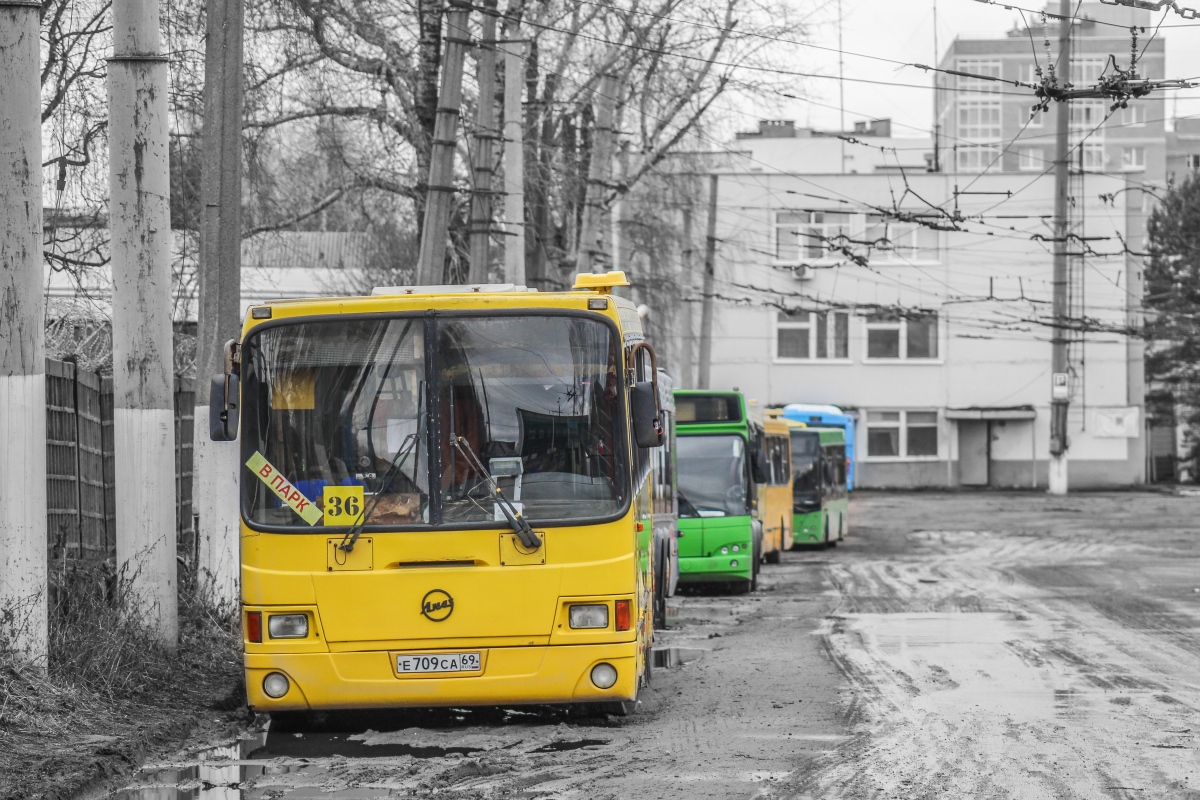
[421,589,454,621]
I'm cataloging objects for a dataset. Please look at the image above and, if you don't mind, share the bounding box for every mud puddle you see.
[652,646,707,668]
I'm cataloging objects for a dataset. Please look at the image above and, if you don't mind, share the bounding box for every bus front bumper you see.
[245,642,638,712]
[792,510,824,543]
[677,554,752,584]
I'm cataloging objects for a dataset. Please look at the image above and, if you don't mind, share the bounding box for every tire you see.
[595,647,643,714]
[750,539,760,591]
[653,547,668,630]
[768,522,787,566]
[269,711,310,733]
[601,698,638,717]
[764,526,781,565]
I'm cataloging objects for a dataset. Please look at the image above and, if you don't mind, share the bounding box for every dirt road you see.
[109,491,1200,799]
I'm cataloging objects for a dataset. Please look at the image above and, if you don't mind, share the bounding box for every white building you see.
[695,167,1145,488]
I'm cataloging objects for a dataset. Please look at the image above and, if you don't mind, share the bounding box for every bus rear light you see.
[246,611,262,643]
[614,600,631,631]
[569,604,609,629]
[268,614,308,639]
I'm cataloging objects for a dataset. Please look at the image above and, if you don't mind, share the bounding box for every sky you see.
[776,0,1200,137]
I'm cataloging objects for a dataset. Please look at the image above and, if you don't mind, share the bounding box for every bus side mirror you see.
[631,381,664,448]
[750,446,769,484]
[209,372,240,441]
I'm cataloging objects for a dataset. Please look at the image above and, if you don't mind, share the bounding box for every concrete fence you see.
[44,358,195,561]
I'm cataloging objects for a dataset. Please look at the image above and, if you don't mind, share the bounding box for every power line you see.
[517,16,1037,96]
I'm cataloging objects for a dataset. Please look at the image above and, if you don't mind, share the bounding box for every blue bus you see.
[780,404,856,490]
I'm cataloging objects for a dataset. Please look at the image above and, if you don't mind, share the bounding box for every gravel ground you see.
[106,490,1200,799]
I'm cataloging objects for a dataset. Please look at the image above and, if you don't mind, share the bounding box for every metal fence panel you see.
[100,375,116,552]
[76,368,107,557]
[45,359,80,558]
[174,378,195,554]
[46,360,196,562]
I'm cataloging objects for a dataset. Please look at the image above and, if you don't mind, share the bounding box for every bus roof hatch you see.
[572,270,630,294]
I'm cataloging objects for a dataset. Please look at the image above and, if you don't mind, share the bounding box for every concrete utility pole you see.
[500,33,526,285]
[575,73,618,273]
[932,0,940,173]
[109,0,178,644]
[697,174,718,390]
[0,0,48,666]
[837,0,846,172]
[468,0,498,284]
[416,0,472,285]
[193,0,245,610]
[1048,0,1072,495]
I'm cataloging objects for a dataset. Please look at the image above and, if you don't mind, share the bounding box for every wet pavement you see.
[105,491,1200,799]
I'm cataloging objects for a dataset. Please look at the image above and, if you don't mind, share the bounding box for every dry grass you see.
[0,560,243,800]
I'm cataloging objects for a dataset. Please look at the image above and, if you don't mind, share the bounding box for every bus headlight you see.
[569,604,609,629]
[720,546,729,555]
[268,614,308,639]
[263,672,290,698]
[731,544,740,553]
[730,560,739,568]
[591,663,618,689]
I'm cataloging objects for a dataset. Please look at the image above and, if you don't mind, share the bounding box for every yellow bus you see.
[208,271,666,718]
[758,415,793,564]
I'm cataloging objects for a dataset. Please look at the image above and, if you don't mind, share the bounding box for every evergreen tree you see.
[1145,174,1200,476]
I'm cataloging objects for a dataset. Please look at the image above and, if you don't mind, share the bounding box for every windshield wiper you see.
[451,436,542,551]
[337,432,420,553]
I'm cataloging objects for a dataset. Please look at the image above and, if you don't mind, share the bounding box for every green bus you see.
[673,390,765,592]
[786,423,849,548]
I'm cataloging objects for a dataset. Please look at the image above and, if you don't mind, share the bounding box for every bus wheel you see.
[750,542,760,591]
[601,698,638,717]
[269,711,310,733]
[764,527,782,565]
[653,550,668,630]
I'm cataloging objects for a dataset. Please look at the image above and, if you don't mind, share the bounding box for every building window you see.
[906,411,939,455]
[866,411,901,456]
[958,99,1001,139]
[775,211,851,261]
[864,216,939,261]
[1070,100,1107,140]
[1071,58,1105,86]
[1080,143,1105,170]
[1018,147,1042,171]
[865,410,940,458]
[864,312,939,360]
[1122,146,1146,171]
[956,94,1001,173]
[1188,154,1200,172]
[777,311,850,360]
[956,59,1002,93]
[957,145,1002,173]
[1122,104,1146,127]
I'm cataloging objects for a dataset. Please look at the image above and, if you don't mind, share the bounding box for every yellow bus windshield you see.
[240,313,629,530]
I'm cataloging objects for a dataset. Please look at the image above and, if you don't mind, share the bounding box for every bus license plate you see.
[395,652,482,674]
